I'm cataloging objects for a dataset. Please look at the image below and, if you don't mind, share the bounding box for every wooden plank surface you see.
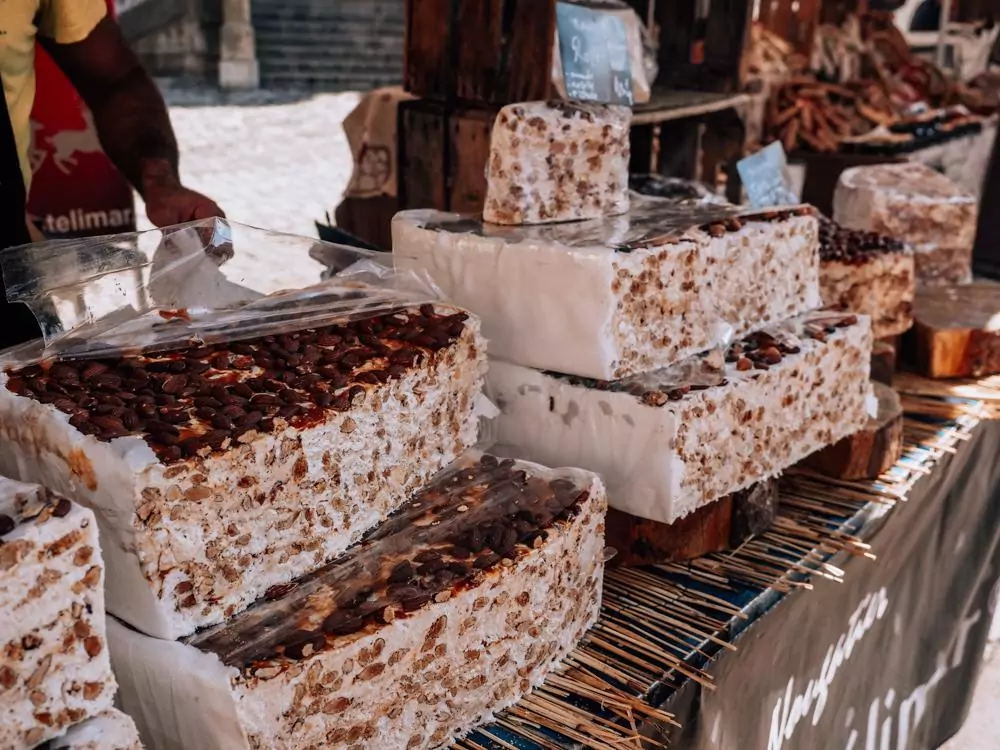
[406,0,555,103]
[404,0,455,99]
[504,0,557,103]
[631,91,750,126]
[605,479,780,567]
[398,100,448,210]
[448,108,495,213]
[908,283,1000,379]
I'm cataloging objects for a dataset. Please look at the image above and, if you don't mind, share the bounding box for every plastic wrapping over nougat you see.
[833,163,976,286]
[394,201,822,380]
[483,101,631,225]
[108,453,607,750]
[818,218,915,339]
[489,311,875,524]
[0,479,116,749]
[48,709,143,750]
[0,304,487,639]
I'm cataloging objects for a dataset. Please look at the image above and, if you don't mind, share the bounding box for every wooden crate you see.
[404,0,557,104]
[406,0,756,103]
[398,100,500,213]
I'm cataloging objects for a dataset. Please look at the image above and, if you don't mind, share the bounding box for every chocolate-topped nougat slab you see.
[108,453,607,750]
[0,304,486,638]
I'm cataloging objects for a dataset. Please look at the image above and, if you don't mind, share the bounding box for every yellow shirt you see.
[0,0,107,190]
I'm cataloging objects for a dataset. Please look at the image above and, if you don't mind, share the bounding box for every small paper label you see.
[556,2,633,106]
[737,142,800,208]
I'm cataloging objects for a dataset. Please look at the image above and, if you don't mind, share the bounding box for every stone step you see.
[251,0,404,92]
[258,74,402,91]
[254,34,404,50]
[251,0,402,13]
[251,10,404,26]
[258,59,402,77]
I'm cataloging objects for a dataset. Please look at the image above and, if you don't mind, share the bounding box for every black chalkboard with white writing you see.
[556,2,633,106]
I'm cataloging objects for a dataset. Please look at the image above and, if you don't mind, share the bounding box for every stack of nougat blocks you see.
[394,100,875,533]
[0,476,141,749]
[0,294,608,749]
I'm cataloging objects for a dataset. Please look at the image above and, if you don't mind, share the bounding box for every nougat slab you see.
[0,304,486,639]
[108,454,607,750]
[0,479,116,749]
[818,218,915,339]
[489,311,874,524]
[483,101,630,225]
[47,710,142,750]
[394,202,821,379]
[833,163,976,286]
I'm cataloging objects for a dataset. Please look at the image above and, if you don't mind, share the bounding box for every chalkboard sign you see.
[737,142,800,208]
[556,2,633,106]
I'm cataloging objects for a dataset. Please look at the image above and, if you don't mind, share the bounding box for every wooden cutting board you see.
[804,382,903,481]
[605,479,779,567]
[908,282,1000,379]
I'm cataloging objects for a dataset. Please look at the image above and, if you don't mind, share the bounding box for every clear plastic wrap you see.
[487,309,875,525]
[391,197,821,380]
[0,218,439,365]
[108,448,607,750]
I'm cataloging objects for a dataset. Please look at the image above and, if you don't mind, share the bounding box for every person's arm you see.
[39,16,223,226]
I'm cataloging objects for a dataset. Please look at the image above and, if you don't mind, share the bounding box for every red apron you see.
[26,0,135,239]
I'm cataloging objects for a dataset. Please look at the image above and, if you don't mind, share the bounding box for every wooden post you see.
[218,0,258,90]
[404,0,556,103]
[655,0,699,89]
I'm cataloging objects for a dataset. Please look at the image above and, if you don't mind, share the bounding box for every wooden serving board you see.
[907,282,1000,379]
[605,479,779,567]
[804,382,903,481]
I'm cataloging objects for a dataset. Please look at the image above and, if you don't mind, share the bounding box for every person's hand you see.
[144,184,225,228]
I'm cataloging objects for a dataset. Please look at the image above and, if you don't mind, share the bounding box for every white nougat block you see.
[489,311,874,524]
[394,201,821,380]
[50,709,143,750]
[483,101,630,225]
[0,305,486,639]
[0,479,116,749]
[108,455,607,750]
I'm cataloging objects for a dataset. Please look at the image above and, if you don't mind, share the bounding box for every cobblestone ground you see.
[137,83,361,291]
